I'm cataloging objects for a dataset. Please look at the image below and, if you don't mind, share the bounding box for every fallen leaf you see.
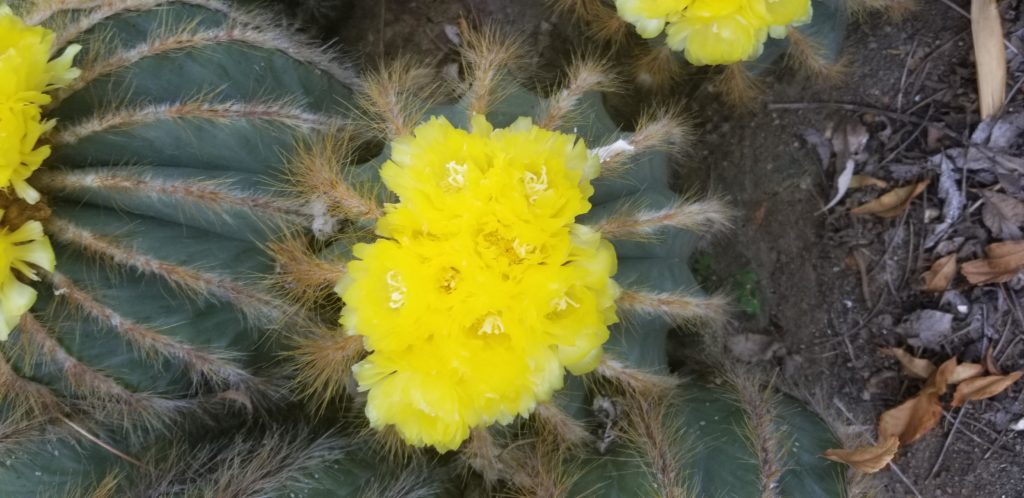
[920,254,957,292]
[800,128,832,170]
[925,358,958,395]
[850,175,890,189]
[951,372,1023,407]
[926,155,965,247]
[984,346,1003,375]
[821,121,870,212]
[878,391,943,445]
[981,191,1024,240]
[882,348,935,379]
[949,363,986,384]
[961,241,1024,284]
[851,180,929,217]
[823,437,899,473]
[899,310,953,349]
[971,0,1007,119]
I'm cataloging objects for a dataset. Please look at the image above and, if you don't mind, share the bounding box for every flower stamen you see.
[446,161,468,189]
[523,166,548,203]
[386,270,406,309]
[478,314,505,335]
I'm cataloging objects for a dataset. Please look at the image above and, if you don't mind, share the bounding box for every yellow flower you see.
[0,4,81,106]
[763,0,813,38]
[614,0,691,38]
[0,210,55,340]
[666,0,769,66]
[0,4,80,202]
[338,115,620,452]
[613,0,813,66]
[0,104,53,204]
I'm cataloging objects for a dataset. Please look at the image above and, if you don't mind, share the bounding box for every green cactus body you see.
[1,2,849,496]
[0,1,371,494]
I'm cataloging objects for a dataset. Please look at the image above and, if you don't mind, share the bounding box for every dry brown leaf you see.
[981,191,1024,240]
[984,346,1003,375]
[961,240,1024,284]
[882,348,935,379]
[878,391,943,445]
[949,363,986,384]
[951,372,1023,407]
[851,180,929,218]
[925,357,958,395]
[920,254,958,292]
[823,436,899,473]
[849,175,890,189]
[971,0,1007,119]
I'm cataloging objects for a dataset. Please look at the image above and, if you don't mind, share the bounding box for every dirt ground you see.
[290,1,1024,496]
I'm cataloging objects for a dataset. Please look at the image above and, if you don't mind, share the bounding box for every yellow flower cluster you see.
[1,4,80,203]
[0,5,77,338]
[338,115,620,451]
[614,0,813,66]
[0,210,54,339]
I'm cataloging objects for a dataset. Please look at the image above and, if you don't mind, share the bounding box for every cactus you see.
[0,0,369,493]
[547,0,911,101]
[276,25,852,497]
[0,1,854,496]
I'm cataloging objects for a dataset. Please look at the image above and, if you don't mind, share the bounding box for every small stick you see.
[889,463,923,498]
[59,415,146,468]
[927,406,966,481]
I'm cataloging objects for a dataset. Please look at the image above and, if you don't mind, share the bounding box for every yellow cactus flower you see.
[0,4,80,202]
[0,4,81,106]
[0,211,55,340]
[0,104,54,204]
[613,0,813,66]
[338,115,620,452]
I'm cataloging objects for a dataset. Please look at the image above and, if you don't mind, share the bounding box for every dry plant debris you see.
[824,351,1022,473]
[920,254,958,292]
[850,180,930,217]
[961,241,1024,284]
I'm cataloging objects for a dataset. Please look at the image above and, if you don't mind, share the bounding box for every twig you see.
[936,0,1020,56]
[767,102,962,141]
[927,406,966,481]
[897,39,919,113]
[59,415,146,468]
[889,463,923,498]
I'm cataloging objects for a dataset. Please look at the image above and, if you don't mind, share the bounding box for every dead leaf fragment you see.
[878,391,943,445]
[949,363,986,384]
[984,346,1003,375]
[920,254,957,292]
[851,180,929,218]
[981,191,1024,240]
[951,372,1023,407]
[849,175,890,189]
[971,0,1007,119]
[823,436,899,473]
[882,348,935,379]
[925,358,958,395]
[961,241,1024,284]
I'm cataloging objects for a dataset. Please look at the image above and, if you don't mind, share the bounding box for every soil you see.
[295,1,1024,496]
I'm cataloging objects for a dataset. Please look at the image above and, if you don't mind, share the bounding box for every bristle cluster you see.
[285,131,383,234]
[288,331,363,416]
[358,56,449,139]
[457,22,530,116]
[592,198,735,241]
[538,55,620,130]
[617,288,732,331]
